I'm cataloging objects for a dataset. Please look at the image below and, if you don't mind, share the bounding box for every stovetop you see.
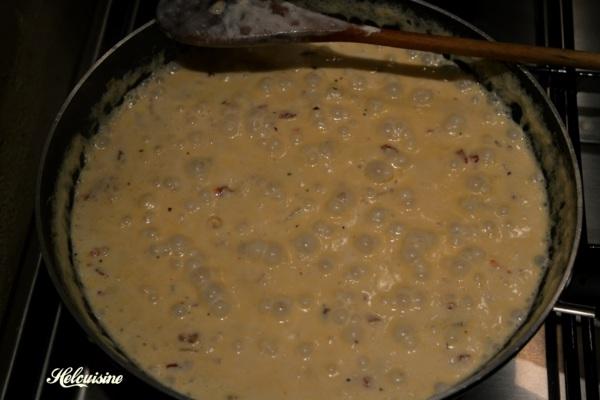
[1,1,599,399]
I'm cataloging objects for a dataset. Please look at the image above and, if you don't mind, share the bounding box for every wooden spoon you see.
[157,0,600,70]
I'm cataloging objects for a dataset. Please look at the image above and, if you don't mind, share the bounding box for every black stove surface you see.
[1,1,599,399]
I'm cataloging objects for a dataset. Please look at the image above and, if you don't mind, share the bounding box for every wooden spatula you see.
[157,0,600,70]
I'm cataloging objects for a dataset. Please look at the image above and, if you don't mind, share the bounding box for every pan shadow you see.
[176,43,472,82]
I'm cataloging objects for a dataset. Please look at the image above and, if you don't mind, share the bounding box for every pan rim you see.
[35,2,583,399]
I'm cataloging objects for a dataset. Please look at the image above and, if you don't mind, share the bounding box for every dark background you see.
[0,0,152,321]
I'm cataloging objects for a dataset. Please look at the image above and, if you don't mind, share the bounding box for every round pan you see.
[36,1,582,399]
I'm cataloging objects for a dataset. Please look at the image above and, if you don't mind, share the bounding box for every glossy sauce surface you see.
[71,43,549,400]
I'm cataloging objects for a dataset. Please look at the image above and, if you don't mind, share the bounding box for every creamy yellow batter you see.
[71,43,549,400]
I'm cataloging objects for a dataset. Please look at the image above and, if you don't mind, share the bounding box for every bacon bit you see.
[178,332,199,344]
[455,150,480,164]
[214,186,234,197]
[362,376,373,388]
[94,268,107,276]
[165,363,179,369]
[279,111,297,119]
[458,354,471,362]
[489,259,513,273]
[456,149,468,164]
[89,247,108,257]
[322,305,331,315]
[446,302,456,310]
[380,144,399,153]
[226,395,240,400]
[117,150,124,161]
[366,314,382,323]
[257,103,268,109]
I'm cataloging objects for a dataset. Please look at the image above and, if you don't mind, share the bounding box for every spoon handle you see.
[325,26,600,70]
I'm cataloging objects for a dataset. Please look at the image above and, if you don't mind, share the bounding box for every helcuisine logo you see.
[46,367,124,388]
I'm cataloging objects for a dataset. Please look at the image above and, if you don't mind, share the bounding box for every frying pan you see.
[35,1,582,398]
